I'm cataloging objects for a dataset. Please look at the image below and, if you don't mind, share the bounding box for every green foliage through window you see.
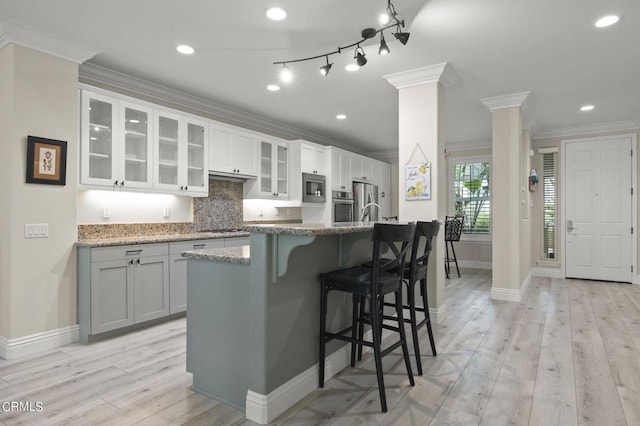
[453,162,490,234]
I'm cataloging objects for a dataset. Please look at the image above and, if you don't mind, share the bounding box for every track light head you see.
[320,57,333,76]
[393,30,410,45]
[280,64,293,83]
[378,33,390,55]
[355,46,367,67]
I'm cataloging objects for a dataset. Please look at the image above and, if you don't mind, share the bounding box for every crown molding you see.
[444,139,492,152]
[78,63,359,152]
[532,120,640,140]
[0,18,99,64]
[383,62,458,90]
[480,91,532,112]
[369,149,398,160]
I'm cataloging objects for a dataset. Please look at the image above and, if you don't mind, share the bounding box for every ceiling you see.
[1,0,639,154]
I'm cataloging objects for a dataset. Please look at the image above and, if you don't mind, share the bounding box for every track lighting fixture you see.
[320,56,333,76]
[355,46,367,67]
[280,64,293,83]
[378,32,390,55]
[273,0,409,78]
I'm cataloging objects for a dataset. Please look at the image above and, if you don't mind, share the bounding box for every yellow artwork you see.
[405,162,431,200]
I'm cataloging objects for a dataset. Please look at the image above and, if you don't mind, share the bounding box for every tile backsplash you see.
[193,178,243,231]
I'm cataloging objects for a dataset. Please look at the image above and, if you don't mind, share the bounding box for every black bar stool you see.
[318,222,416,413]
[444,215,464,278]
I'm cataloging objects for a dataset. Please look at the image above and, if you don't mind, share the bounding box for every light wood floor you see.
[2,270,640,425]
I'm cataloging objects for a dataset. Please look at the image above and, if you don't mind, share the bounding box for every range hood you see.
[208,170,257,181]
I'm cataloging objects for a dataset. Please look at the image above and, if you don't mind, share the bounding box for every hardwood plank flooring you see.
[3,270,640,425]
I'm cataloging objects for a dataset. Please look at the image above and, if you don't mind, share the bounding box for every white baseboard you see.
[245,324,397,424]
[532,267,564,279]
[458,260,492,270]
[429,304,447,323]
[0,325,79,360]
[490,270,532,303]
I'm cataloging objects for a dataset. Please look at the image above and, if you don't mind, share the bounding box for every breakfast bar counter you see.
[183,222,377,424]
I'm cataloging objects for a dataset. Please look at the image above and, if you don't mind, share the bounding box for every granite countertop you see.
[182,245,250,264]
[241,222,378,236]
[76,231,250,247]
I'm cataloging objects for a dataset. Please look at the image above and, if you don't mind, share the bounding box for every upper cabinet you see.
[245,138,289,199]
[80,88,208,197]
[329,148,352,191]
[80,91,153,189]
[154,110,208,196]
[351,155,375,182]
[300,142,326,175]
[208,122,257,177]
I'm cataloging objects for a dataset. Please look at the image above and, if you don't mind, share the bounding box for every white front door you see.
[565,136,633,282]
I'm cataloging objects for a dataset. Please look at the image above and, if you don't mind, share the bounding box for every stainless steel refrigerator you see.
[353,181,379,222]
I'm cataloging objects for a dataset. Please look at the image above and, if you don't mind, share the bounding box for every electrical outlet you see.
[163,207,170,218]
[102,207,110,219]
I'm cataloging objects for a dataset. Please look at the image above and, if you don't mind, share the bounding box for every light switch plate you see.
[25,223,49,238]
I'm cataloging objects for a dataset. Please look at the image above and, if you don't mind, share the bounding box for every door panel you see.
[135,256,169,323]
[565,136,632,282]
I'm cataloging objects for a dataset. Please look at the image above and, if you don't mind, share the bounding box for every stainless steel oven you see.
[332,190,354,223]
[302,173,326,203]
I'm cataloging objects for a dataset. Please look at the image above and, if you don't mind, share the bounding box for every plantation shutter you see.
[453,162,491,234]
[542,151,557,259]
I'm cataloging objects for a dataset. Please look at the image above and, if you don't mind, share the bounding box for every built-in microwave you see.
[302,173,326,203]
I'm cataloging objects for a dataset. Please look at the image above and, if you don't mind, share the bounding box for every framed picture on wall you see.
[26,135,67,185]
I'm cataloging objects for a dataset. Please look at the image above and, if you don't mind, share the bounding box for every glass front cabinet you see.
[80,91,153,189]
[80,89,207,196]
[256,139,288,199]
[154,111,207,195]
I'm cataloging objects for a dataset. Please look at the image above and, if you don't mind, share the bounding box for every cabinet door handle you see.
[136,259,140,265]
[129,259,134,265]
[180,185,184,190]
[193,244,206,249]
[185,186,188,191]
[126,249,142,255]
[114,180,119,186]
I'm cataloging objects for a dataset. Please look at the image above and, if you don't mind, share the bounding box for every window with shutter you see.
[542,152,557,259]
[452,161,491,235]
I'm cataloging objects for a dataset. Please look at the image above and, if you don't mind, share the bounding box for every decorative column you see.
[480,92,531,302]
[384,63,457,321]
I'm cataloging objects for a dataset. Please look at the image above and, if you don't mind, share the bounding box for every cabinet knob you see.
[129,259,134,265]
[136,259,140,265]
[114,180,119,186]
[185,186,188,191]
[121,181,125,186]
[180,185,184,190]
[237,169,240,173]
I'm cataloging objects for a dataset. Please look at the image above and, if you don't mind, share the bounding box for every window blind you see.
[542,152,557,259]
[453,162,490,234]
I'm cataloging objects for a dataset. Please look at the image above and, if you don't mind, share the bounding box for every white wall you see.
[0,45,79,341]
[243,199,301,222]
[77,189,193,224]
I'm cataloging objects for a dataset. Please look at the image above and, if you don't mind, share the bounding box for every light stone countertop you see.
[241,222,379,236]
[76,231,250,247]
[182,245,250,264]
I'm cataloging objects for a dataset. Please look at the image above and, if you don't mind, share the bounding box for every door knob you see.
[567,220,575,232]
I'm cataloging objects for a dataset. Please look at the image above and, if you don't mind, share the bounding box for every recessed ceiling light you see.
[336,114,347,120]
[345,64,360,72]
[266,7,287,21]
[580,105,595,112]
[267,84,280,91]
[176,45,195,55]
[595,15,620,28]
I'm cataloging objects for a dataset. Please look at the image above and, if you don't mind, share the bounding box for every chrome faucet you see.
[360,202,382,222]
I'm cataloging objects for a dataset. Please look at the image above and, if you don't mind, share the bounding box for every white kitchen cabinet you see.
[246,138,289,199]
[330,148,352,191]
[376,162,392,218]
[79,243,170,342]
[154,110,208,196]
[300,142,326,175]
[80,91,153,189]
[209,123,257,177]
[169,239,225,314]
[351,155,374,182]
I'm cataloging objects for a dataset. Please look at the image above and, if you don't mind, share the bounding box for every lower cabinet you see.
[79,236,250,342]
[168,239,224,314]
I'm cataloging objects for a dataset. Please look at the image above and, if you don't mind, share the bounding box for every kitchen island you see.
[183,222,377,424]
